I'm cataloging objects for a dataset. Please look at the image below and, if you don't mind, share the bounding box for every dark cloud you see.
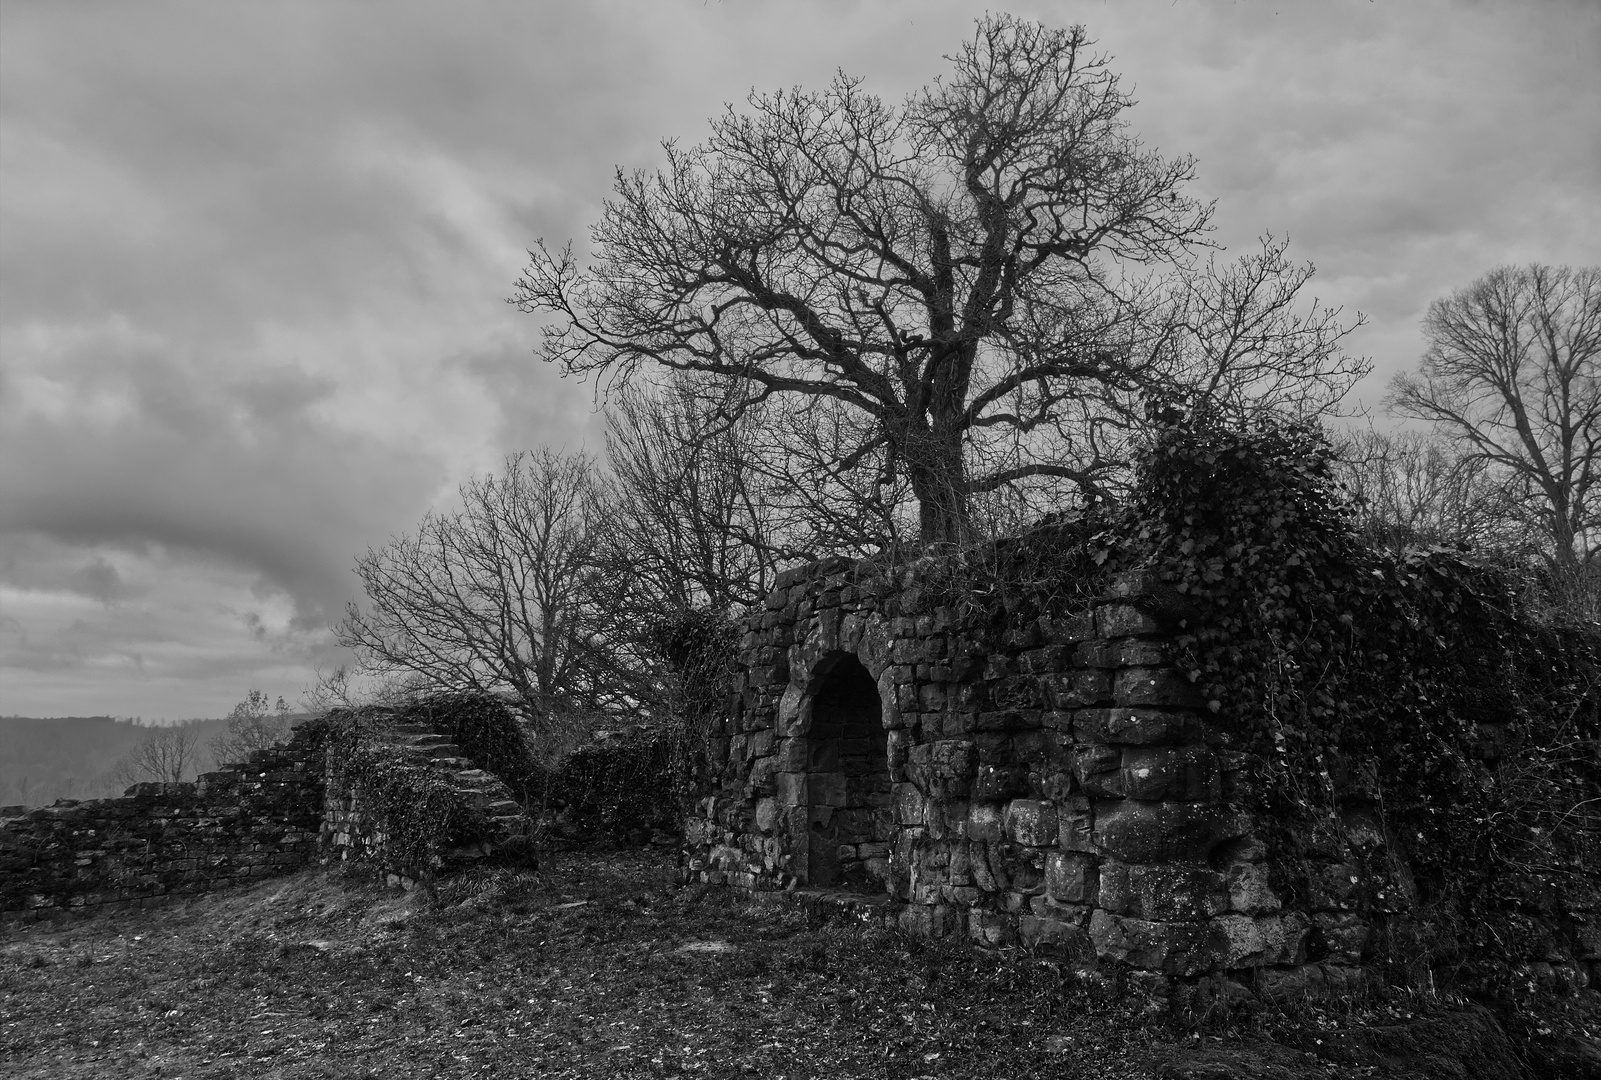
[3,0,1597,717]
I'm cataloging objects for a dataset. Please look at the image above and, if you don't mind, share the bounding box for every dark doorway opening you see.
[806,655,891,891]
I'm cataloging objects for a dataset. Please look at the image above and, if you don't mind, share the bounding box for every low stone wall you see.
[0,721,328,916]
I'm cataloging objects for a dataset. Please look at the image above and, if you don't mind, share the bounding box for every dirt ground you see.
[2,849,1596,1079]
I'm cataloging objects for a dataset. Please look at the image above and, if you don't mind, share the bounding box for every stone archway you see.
[805,654,892,890]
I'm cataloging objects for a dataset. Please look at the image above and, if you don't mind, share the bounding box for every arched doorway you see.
[806,655,891,890]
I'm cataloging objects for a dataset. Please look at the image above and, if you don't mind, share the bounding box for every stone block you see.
[1039,610,1096,644]
[1091,800,1247,864]
[1041,670,1112,709]
[1072,745,1124,797]
[1058,796,1094,852]
[749,758,779,795]
[1097,861,1227,920]
[992,676,1044,710]
[1097,604,1163,637]
[773,737,808,771]
[1109,639,1174,667]
[968,909,1015,947]
[1031,769,1076,802]
[1208,912,1310,969]
[1045,851,1097,903]
[1017,646,1071,675]
[1005,799,1059,847]
[1114,668,1204,708]
[774,772,807,806]
[964,803,1005,844]
[1073,707,1204,746]
[1120,746,1221,803]
[754,798,778,832]
[1088,910,1212,975]
[1226,862,1282,915]
[1019,915,1089,952]
[973,764,1030,801]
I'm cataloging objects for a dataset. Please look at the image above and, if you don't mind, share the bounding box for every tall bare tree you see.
[1389,264,1600,573]
[338,449,644,733]
[516,17,1365,545]
[515,17,1208,545]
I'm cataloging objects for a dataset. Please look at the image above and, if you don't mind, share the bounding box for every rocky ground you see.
[2,849,1596,1079]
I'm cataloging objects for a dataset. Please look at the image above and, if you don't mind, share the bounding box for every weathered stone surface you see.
[1018,914,1089,952]
[1041,670,1112,709]
[963,803,1005,844]
[1088,910,1212,975]
[774,771,807,806]
[1045,851,1097,903]
[1073,707,1204,746]
[1058,796,1094,852]
[1120,746,1221,803]
[1038,610,1096,644]
[1209,912,1310,969]
[1004,799,1059,847]
[1225,861,1281,914]
[1097,604,1164,638]
[1097,862,1228,920]
[973,763,1030,800]
[1072,745,1124,797]
[1113,668,1204,708]
[1091,800,1247,864]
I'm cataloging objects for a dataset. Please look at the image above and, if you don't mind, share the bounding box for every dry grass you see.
[2,850,1594,1079]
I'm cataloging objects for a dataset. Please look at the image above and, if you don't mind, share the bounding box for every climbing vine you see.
[1130,415,1601,983]
[653,606,743,812]
[325,713,470,875]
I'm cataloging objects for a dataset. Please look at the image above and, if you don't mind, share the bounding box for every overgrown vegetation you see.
[324,714,476,876]
[652,607,743,813]
[860,412,1600,995]
[1131,415,1601,991]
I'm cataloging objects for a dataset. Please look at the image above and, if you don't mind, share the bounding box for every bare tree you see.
[338,449,644,734]
[209,689,291,766]
[1389,264,1600,573]
[516,17,1209,545]
[113,724,202,788]
[516,17,1365,546]
[1334,427,1526,558]
[1141,235,1368,424]
[602,377,781,614]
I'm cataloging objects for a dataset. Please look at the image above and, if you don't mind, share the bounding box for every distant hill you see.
[1,715,237,808]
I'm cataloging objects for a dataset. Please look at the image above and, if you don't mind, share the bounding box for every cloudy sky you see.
[2,0,1598,721]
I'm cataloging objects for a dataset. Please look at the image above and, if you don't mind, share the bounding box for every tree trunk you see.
[907,424,970,546]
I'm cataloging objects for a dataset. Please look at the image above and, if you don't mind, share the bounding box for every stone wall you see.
[319,708,534,886]
[682,556,1384,997]
[0,721,328,916]
[1,707,541,913]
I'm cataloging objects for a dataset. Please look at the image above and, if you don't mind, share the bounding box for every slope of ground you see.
[1,850,1595,1079]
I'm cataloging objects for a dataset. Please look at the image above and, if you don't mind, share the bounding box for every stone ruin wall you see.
[683,555,1377,999]
[1,709,536,916]
[0,725,329,916]
[319,708,534,887]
